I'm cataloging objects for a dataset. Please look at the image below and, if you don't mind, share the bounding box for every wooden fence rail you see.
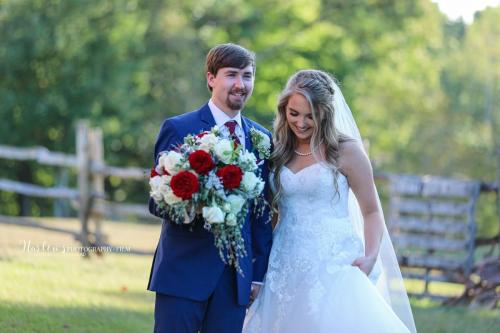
[0,144,77,167]
[0,178,79,199]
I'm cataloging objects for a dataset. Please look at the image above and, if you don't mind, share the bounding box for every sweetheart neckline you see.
[282,163,348,183]
[283,162,322,176]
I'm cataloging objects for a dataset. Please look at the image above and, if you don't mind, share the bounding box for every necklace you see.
[294,149,312,156]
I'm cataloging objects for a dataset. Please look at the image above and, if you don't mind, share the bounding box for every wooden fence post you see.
[76,120,91,252]
[89,127,106,247]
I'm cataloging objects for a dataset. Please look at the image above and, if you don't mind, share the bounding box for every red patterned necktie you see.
[224,120,241,145]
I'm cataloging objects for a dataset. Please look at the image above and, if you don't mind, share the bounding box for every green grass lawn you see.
[0,218,498,333]
[0,218,157,333]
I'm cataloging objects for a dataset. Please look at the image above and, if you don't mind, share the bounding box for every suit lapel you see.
[241,117,253,152]
[198,102,217,131]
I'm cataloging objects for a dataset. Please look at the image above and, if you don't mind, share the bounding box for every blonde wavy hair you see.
[271,69,352,209]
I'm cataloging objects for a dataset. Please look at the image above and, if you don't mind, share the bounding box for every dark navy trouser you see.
[154,266,246,333]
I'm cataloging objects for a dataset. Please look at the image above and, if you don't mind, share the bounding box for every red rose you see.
[216,165,243,190]
[150,167,159,178]
[196,131,210,138]
[188,150,215,175]
[170,171,199,200]
[151,166,170,177]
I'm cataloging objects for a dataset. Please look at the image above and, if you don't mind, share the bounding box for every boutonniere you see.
[250,128,271,160]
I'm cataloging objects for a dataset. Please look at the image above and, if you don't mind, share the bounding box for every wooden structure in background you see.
[387,174,486,300]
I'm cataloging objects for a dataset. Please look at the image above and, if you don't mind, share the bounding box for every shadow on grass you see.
[0,301,153,333]
[97,289,156,304]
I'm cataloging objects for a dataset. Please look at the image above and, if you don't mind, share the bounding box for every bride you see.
[243,70,417,333]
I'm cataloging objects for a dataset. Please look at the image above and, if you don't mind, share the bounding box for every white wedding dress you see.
[243,163,411,333]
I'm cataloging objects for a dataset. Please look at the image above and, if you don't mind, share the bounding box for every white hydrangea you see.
[260,133,271,150]
[238,150,258,171]
[250,128,272,159]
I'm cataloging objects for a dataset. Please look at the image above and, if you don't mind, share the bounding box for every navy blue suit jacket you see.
[147,103,273,306]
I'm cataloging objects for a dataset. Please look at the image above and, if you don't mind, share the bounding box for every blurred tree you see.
[0,0,208,210]
[440,6,499,181]
[439,7,500,237]
[344,0,446,173]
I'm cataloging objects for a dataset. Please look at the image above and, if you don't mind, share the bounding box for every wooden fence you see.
[0,120,154,251]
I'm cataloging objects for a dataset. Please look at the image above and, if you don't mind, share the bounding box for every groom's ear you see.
[206,72,216,92]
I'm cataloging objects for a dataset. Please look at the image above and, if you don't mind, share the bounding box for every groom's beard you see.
[227,99,243,110]
[227,88,248,110]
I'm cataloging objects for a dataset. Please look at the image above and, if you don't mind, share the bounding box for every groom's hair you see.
[205,43,256,91]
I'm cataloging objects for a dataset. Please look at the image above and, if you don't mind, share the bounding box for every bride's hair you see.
[271,69,352,209]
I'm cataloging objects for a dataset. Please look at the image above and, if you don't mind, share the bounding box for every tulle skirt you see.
[243,264,411,333]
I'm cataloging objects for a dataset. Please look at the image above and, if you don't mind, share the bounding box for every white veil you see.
[332,82,417,333]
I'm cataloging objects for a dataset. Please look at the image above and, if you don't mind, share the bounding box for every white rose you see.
[161,174,172,185]
[150,190,163,202]
[214,139,233,163]
[159,151,183,175]
[154,164,164,175]
[198,133,218,152]
[227,194,245,214]
[149,176,163,202]
[151,175,172,193]
[225,213,237,226]
[161,187,182,205]
[202,206,225,224]
[149,176,162,191]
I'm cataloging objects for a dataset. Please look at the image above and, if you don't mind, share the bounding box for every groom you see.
[148,43,273,333]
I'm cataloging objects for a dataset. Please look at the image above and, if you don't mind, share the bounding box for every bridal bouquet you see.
[149,125,270,273]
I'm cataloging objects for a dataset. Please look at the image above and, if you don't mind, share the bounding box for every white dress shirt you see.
[208,99,245,149]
